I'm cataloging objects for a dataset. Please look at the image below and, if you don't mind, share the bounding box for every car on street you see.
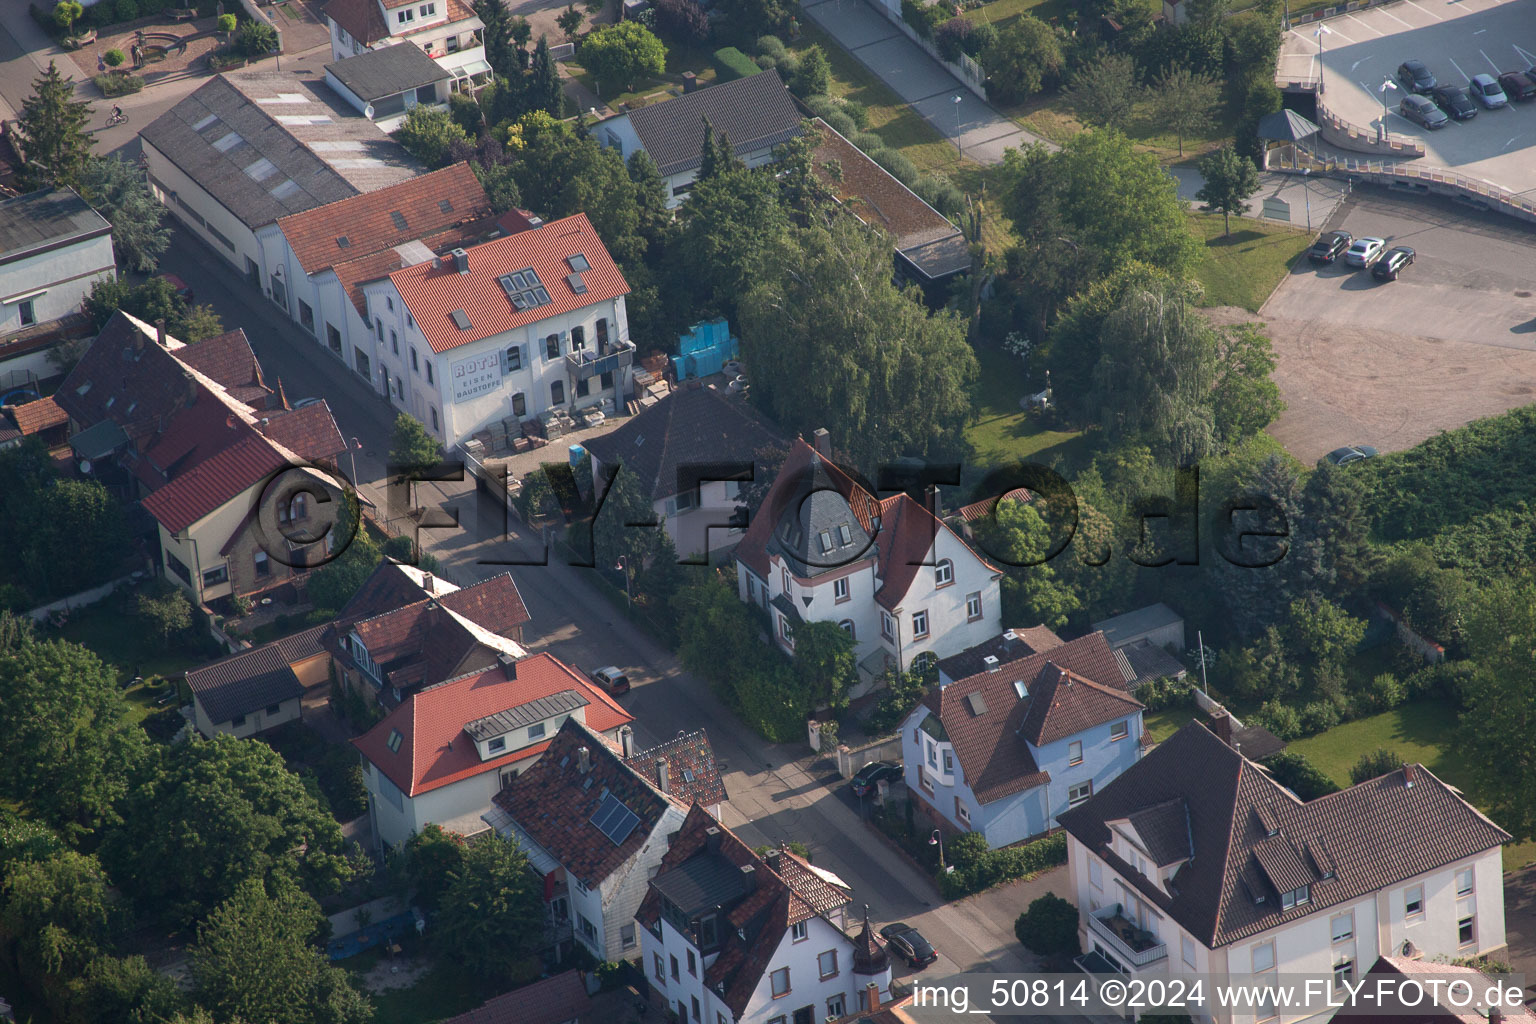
[589,666,630,696]
[880,923,939,968]
[1399,94,1449,129]
[1371,246,1415,281]
[1498,72,1536,101]
[1431,85,1478,121]
[1325,445,1379,466]
[1307,230,1352,264]
[1344,237,1386,267]
[1397,60,1437,94]
[850,760,902,797]
[1469,74,1508,109]
[158,273,193,304]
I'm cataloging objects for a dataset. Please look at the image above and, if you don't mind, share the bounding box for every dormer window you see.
[838,523,852,545]
[819,530,832,553]
[488,736,505,753]
[1280,886,1310,910]
[528,722,546,740]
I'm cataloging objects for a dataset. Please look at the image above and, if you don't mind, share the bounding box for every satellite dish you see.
[79,459,92,475]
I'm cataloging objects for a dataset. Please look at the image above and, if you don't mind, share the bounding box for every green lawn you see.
[1287,700,1536,871]
[55,598,206,683]
[962,0,1076,29]
[965,343,1087,471]
[346,954,517,1024]
[1187,211,1311,313]
[1144,706,1198,743]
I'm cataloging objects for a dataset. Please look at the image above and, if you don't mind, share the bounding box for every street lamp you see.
[1314,25,1331,93]
[1378,78,1398,142]
[929,829,954,873]
[1300,168,1313,232]
[952,95,963,157]
[348,436,363,490]
[615,555,632,612]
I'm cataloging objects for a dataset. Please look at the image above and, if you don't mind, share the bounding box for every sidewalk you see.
[799,0,1051,164]
[1169,166,1350,233]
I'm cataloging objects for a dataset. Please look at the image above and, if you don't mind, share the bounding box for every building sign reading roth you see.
[452,352,502,403]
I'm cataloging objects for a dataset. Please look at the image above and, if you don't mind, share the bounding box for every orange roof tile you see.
[140,432,290,533]
[276,163,491,277]
[388,213,629,355]
[352,652,633,797]
[8,395,67,434]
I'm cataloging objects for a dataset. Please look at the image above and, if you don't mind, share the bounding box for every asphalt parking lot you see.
[1278,0,1536,192]
[1242,186,1536,461]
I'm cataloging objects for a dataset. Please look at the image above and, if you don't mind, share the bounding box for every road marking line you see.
[1448,56,1470,80]
[1322,24,1357,42]
[1375,5,1415,26]
[1399,0,1441,20]
[1481,49,1501,70]
[1515,44,1536,64]
[1505,135,1521,149]
[1345,13,1385,34]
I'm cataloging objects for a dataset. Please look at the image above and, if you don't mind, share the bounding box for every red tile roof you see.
[627,728,727,810]
[919,631,1130,804]
[330,220,492,320]
[256,403,346,462]
[441,970,593,1024]
[388,214,629,355]
[8,395,67,435]
[140,432,290,533]
[954,488,1032,523]
[492,719,674,887]
[277,163,492,276]
[352,653,633,797]
[1016,662,1143,747]
[174,330,271,408]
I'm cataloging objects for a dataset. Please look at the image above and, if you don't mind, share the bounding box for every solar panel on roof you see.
[590,792,641,846]
[390,211,408,231]
[439,199,454,213]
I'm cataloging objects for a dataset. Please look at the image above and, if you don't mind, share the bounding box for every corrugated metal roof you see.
[464,688,588,741]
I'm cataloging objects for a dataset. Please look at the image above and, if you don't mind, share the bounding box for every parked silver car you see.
[1469,73,1508,109]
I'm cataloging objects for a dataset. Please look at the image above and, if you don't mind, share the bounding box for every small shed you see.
[1092,601,1185,652]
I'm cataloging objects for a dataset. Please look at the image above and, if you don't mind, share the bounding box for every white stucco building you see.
[323,0,492,92]
[1056,721,1510,1024]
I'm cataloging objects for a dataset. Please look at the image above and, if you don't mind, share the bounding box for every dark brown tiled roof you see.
[936,625,1063,681]
[441,969,592,1024]
[276,623,329,664]
[257,403,346,462]
[1332,957,1536,1024]
[1123,798,1191,868]
[1058,722,1510,949]
[175,330,270,407]
[625,72,801,177]
[323,0,389,39]
[582,385,785,502]
[333,560,434,627]
[626,729,727,810]
[920,632,1131,803]
[437,574,531,636]
[636,806,852,1017]
[850,906,889,974]
[186,639,305,725]
[491,719,673,887]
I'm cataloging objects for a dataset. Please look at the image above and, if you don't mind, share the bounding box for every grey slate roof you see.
[652,850,753,914]
[186,640,305,725]
[1057,721,1510,948]
[464,689,588,741]
[582,385,785,502]
[0,188,111,267]
[1091,602,1182,648]
[763,458,873,580]
[625,71,802,177]
[140,71,420,231]
[326,44,451,103]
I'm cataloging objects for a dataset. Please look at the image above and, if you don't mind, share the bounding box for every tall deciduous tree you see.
[672,165,787,322]
[1211,323,1283,445]
[135,583,191,643]
[388,411,441,476]
[434,831,544,975]
[1460,584,1536,837]
[579,21,665,96]
[1148,64,1218,156]
[1196,143,1260,237]
[78,157,170,272]
[741,214,977,474]
[1064,53,1139,131]
[107,736,352,926]
[789,620,858,710]
[0,638,148,835]
[1,849,113,978]
[971,499,1081,631]
[15,61,93,190]
[980,15,1063,103]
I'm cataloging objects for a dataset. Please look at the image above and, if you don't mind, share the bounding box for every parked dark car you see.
[1499,72,1536,101]
[1396,59,1437,94]
[1400,94,1449,129]
[1432,85,1478,120]
[1325,445,1379,466]
[880,923,939,967]
[850,760,902,797]
[1371,246,1415,281]
[1307,230,1352,264]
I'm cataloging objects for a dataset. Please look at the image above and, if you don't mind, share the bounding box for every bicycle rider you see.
[110,105,124,123]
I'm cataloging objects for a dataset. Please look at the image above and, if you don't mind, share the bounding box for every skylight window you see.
[682,768,695,783]
[567,272,587,295]
[450,310,471,330]
[390,211,408,231]
[387,729,403,753]
[567,253,590,272]
[1014,680,1028,699]
[499,268,551,312]
[838,523,852,545]
[336,235,351,249]
[439,199,454,213]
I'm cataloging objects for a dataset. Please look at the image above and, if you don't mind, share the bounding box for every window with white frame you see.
[782,567,791,593]
[1331,912,1353,943]
[779,615,793,645]
[488,736,505,753]
[927,740,937,769]
[942,748,953,772]
[1456,867,1475,897]
[912,610,929,638]
[1404,884,1424,918]
[1068,781,1092,807]
[654,953,665,982]
[955,796,970,823]
[834,577,850,602]
[966,591,982,620]
[1281,885,1310,910]
[1459,909,1476,946]
[881,612,894,640]
[1252,940,1277,1022]
[839,619,855,639]
[1333,956,1354,990]
[817,949,838,978]
[791,921,807,942]
[770,967,790,997]
[1068,740,1083,766]
[1110,720,1129,741]
[935,559,953,586]
[827,994,846,1018]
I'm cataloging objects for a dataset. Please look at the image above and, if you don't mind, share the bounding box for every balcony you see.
[565,339,634,381]
[1085,904,1167,971]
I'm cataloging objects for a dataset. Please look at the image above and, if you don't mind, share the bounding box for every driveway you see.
[1246,184,1536,462]
[799,0,1049,163]
[1169,167,1351,232]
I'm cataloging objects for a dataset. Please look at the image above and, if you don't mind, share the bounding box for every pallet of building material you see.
[502,416,523,438]
[464,438,486,458]
[512,436,532,454]
[472,431,493,452]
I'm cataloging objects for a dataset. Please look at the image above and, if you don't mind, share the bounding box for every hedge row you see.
[939,830,1067,898]
[713,46,760,82]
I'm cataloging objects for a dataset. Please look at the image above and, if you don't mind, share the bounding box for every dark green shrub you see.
[912,174,964,218]
[1261,750,1340,801]
[115,0,137,20]
[236,18,279,57]
[822,109,856,138]
[870,147,918,185]
[1014,894,1080,957]
[804,94,838,119]
[841,99,869,130]
[713,46,759,81]
[93,73,145,96]
[1136,674,1194,711]
[1349,748,1402,785]
[756,34,786,59]
[103,48,125,67]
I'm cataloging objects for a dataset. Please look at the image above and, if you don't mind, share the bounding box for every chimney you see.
[497,652,517,680]
[619,724,634,758]
[983,655,1000,672]
[865,983,881,1012]
[578,746,591,774]
[422,572,435,594]
[1490,1007,1505,1024]
[811,427,832,459]
[134,327,146,354]
[739,863,755,891]
[1001,629,1017,652]
[925,483,941,519]
[1403,763,1416,788]
[155,318,167,348]
[1212,711,1235,746]
[182,370,196,408]
[704,826,722,852]
[452,247,470,274]
[681,71,698,93]
[656,759,670,794]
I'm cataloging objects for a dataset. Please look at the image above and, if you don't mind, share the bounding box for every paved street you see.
[799,0,1050,163]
